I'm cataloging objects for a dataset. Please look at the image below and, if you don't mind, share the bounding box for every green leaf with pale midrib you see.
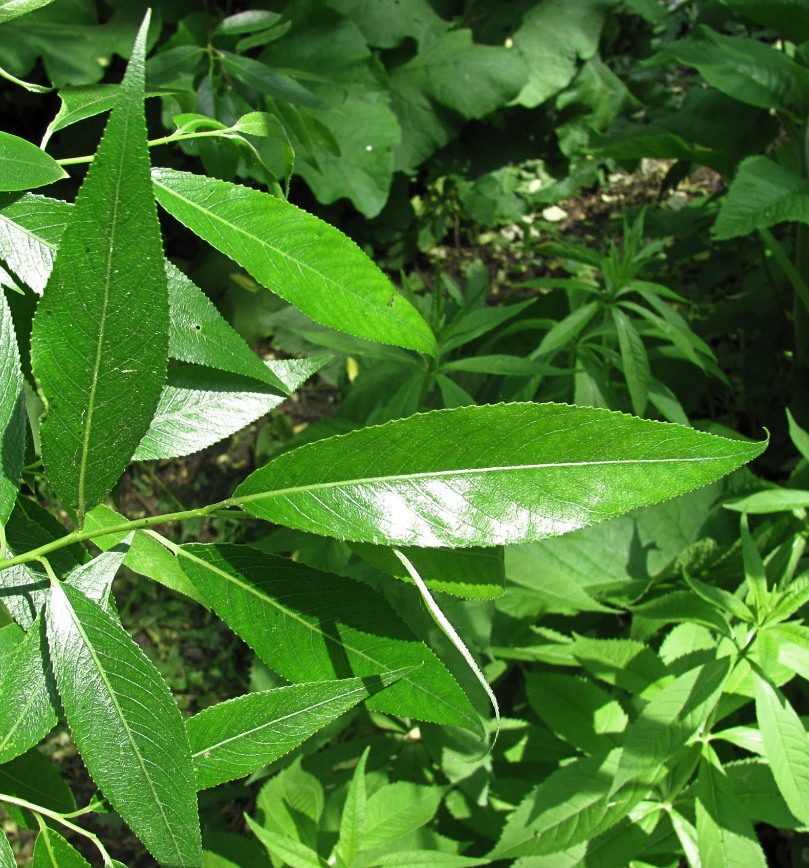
[0,192,68,294]
[29,15,168,520]
[177,543,482,735]
[46,582,201,865]
[188,675,402,790]
[151,167,437,356]
[31,825,92,868]
[233,402,766,548]
[0,131,66,191]
[0,288,24,523]
[0,613,58,764]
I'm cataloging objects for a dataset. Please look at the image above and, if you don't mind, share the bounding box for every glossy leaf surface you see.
[46,583,201,865]
[30,17,167,519]
[0,834,12,868]
[166,262,290,390]
[64,538,129,612]
[0,613,58,764]
[0,0,55,24]
[0,132,66,191]
[234,402,766,548]
[151,168,437,356]
[133,359,323,461]
[0,193,68,293]
[0,288,24,523]
[178,543,481,733]
[31,826,91,868]
[189,675,400,790]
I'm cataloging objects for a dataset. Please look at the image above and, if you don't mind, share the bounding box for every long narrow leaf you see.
[46,583,201,865]
[177,543,482,735]
[151,168,437,356]
[0,288,24,522]
[233,402,766,548]
[188,675,401,790]
[752,669,809,827]
[30,15,168,519]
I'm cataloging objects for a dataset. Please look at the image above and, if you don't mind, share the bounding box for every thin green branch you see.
[3,793,114,867]
[0,497,237,571]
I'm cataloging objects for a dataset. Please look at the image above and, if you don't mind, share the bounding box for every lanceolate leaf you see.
[166,262,291,391]
[188,675,401,790]
[613,658,731,791]
[0,288,24,523]
[696,745,768,867]
[177,543,482,734]
[0,131,66,192]
[752,669,809,827]
[46,583,201,865]
[0,833,12,868]
[0,0,56,25]
[151,168,437,356]
[64,538,129,612]
[30,16,168,520]
[133,359,325,461]
[0,193,68,293]
[233,402,766,548]
[31,826,92,868]
[0,613,58,764]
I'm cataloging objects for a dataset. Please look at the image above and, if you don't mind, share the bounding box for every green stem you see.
[0,497,237,571]
[56,129,235,167]
[2,793,114,867]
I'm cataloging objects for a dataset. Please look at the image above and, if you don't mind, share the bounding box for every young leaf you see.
[132,360,324,462]
[0,193,68,293]
[31,826,92,868]
[63,537,129,612]
[334,746,369,867]
[363,781,446,850]
[244,816,324,868]
[612,657,731,792]
[40,83,119,148]
[177,543,482,735]
[151,168,437,356]
[0,287,24,523]
[166,262,291,391]
[0,613,58,764]
[46,583,201,865]
[0,132,67,192]
[188,675,401,790]
[233,402,766,548]
[30,15,168,520]
[490,750,643,860]
[739,514,768,610]
[525,673,627,754]
[752,669,809,827]
[612,307,650,416]
[696,745,767,867]
[82,503,206,605]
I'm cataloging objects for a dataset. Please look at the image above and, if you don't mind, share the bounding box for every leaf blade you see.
[46,583,201,865]
[151,168,437,356]
[29,15,168,519]
[234,403,766,548]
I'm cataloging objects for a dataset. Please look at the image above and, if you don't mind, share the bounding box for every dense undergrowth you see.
[0,1,807,866]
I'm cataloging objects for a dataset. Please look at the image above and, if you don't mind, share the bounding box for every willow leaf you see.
[29,16,167,519]
[151,168,437,356]
[46,583,201,865]
[178,543,481,735]
[189,675,401,790]
[233,402,766,548]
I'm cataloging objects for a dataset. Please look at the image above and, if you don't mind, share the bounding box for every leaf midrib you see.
[53,585,184,862]
[178,547,477,729]
[235,453,742,505]
[151,172,419,338]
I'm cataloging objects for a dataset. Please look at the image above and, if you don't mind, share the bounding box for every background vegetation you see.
[0,0,807,866]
